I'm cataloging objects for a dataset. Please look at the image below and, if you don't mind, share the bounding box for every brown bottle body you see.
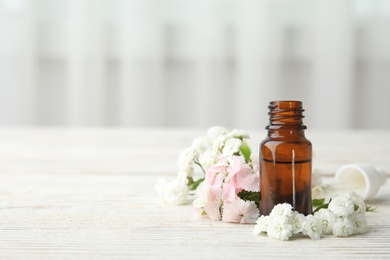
[259,101,312,216]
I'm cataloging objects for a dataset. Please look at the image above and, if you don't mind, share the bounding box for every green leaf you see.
[312,202,330,214]
[237,190,260,207]
[312,198,332,214]
[188,177,205,191]
[240,141,251,163]
[366,205,376,212]
[312,198,326,207]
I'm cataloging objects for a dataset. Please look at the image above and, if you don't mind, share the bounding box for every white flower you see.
[328,195,355,217]
[177,147,195,176]
[269,203,293,221]
[332,217,354,237]
[212,129,249,154]
[156,178,189,205]
[349,212,368,234]
[290,211,306,234]
[227,129,250,139]
[266,217,293,241]
[303,215,322,240]
[346,192,366,215]
[254,215,270,235]
[198,150,217,169]
[222,138,242,156]
[192,136,212,155]
[207,126,229,140]
[314,208,337,235]
[177,170,191,181]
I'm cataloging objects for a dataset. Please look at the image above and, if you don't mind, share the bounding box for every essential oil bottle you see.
[259,101,312,216]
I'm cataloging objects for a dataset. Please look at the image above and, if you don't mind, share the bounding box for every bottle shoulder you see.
[260,136,312,146]
[260,136,312,161]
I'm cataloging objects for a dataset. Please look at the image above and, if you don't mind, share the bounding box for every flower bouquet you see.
[156,126,259,223]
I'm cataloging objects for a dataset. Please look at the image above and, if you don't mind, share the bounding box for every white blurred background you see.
[0,0,389,129]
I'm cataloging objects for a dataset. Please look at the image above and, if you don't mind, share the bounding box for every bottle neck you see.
[266,100,307,131]
[267,129,306,139]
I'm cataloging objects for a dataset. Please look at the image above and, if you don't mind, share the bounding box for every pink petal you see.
[205,158,229,186]
[204,187,223,221]
[241,201,259,223]
[205,202,222,221]
[222,182,238,203]
[211,173,225,188]
[222,200,242,223]
[236,168,259,192]
[227,156,245,176]
[222,199,259,224]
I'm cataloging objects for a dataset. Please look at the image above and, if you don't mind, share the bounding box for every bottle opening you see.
[269,100,303,110]
[267,100,306,130]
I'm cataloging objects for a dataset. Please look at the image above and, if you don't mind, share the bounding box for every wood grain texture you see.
[0,128,389,259]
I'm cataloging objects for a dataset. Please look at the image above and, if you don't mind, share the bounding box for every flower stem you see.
[194,161,206,175]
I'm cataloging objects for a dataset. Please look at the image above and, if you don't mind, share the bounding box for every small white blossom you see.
[303,215,322,240]
[177,147,195,176]
[269,203,293,221]
[212,129,249,154]
[266,217,293,241]
[222,138,242,156]
[254,215,270,235]
[192,136,212,155]
[155,178,189,206]
[328,195,355,217]
[227,129,250,139]
[349,212,368,234]
[207,126,229,140]
[290,211,306,234]
[333,217,354,237]
[346,192,366,215]
[198,150,217,169]
[314,208,337,235]
[177,170,191,181]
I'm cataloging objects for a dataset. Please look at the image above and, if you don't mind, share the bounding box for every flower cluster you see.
[254,192,367,241]
[253,203,322,240]
[156,126,260,223]
[315,192,367,237]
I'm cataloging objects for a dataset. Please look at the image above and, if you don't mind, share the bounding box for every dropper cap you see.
[335,163,388,200]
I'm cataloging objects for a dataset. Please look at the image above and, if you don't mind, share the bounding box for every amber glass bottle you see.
[259,101,312,216]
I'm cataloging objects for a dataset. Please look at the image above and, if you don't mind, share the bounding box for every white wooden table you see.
[0,128,389,259]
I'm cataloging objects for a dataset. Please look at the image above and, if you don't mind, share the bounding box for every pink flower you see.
[227,155,259,192]
[221,181,238,203]
[193,182,210,211]
[222,199,259,224]
[204,187,223,221]
[227,156,246,176]
[236,167,259,192]
[205,158,229,187]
